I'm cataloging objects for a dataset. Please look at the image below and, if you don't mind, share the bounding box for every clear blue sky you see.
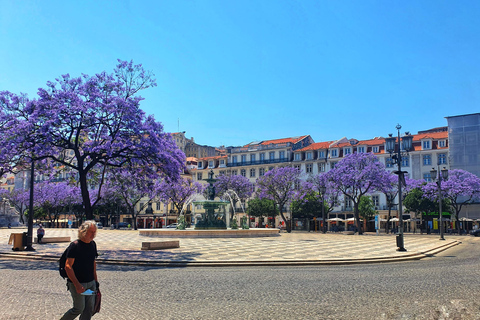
[1,1,479,147]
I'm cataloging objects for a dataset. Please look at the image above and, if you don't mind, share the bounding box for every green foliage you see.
[240,216,249,229]
[358,196,377,221]
[290,192,325,218]
[247,197,278,218]
[230,217,238,229]
[177,215,186,230]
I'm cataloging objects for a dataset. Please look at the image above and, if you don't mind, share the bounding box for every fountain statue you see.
[193,170,229,229]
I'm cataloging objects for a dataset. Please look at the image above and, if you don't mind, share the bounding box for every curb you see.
[0,240,461,268]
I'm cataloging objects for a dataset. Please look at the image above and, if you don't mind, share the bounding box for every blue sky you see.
[1,0,479,147]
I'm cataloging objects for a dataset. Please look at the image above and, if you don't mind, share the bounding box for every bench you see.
[141,240,180,250]
[34,236,71,244]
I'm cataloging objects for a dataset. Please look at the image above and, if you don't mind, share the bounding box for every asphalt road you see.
[1,238,479,320]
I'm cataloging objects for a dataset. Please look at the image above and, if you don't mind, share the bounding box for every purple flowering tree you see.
[327,152,392,234]
[306,173,341,232]
[256,166,304,233]
[2,60,185,220]
[214,174,254,220]
[157,177,205,217]
[104,167,160,230]
[422,169,480,233]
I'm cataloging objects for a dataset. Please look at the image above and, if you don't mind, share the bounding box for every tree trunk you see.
[354,202,362,235]
[385,207,392,234]
[279,209,291,233]
[78,170,94,220]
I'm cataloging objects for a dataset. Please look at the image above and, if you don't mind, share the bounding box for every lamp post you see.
[385,124,413,252]
[320,185,327,234]
[430,166,448,240]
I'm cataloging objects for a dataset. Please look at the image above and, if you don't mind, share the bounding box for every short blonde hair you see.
[78,220,97,240]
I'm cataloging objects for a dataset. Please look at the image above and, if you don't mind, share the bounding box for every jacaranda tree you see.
[256,166,304,233]
[157,177,205,217]
[30,60,185,219]
[422,169,480,233]
[214,174,254,220]
[327,152,392,235]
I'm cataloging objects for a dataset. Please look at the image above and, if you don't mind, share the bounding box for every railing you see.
[227,158,290,167]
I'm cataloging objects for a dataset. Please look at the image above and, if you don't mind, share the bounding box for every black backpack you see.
[59,241,77,279]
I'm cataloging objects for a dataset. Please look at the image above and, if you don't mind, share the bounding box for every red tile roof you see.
[296,141,333,152]
[245,135,310,147]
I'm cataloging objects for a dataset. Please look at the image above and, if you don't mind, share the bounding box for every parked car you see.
[166,223,178,229]
[117,222,129,229]
[470,229,480,237]
[96,222,103,229]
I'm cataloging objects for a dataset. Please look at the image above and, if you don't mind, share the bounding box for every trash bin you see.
[8,233,26,251]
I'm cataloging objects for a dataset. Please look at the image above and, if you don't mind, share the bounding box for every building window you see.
[357,146,365,153]
[295,153,301,161]
[250,154,256,162]
[259,168,265,176]
[318,163,325,172]
[219,170,226,175]
[232,170,237,176]
[345,198,352,209]
[318,151,325,159]
[220,159,225,166]
[372,195,379,207]
[423,154,431,165]
[306,163,313,173]
[439,140,446,148]
[269,152,275,160]
[294,164,301,170]
[250,168,256,177]
[306,152,312,160]
[344,148,351,155]
[232,156,237,164]
[331,149,338,157]
[260,153,265,161]
[241,169,246,177]
[401,156,409,167]
[386,158,393,168]
[423,141,431,150]
[197,173,203,180]
[423,173,432,182]
[241,155,247,163]
[279,151,285,159]
[208,160,214,168]
[330,161,337,169]
[438,153,447,164]
[156,203,161,211]
[373,146,379,153]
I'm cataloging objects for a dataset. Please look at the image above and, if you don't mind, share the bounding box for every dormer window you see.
[373,146,379,153]
[294,153,301,161]
[306,152,313,160]
[344,148,351,155]
[208,160,214,168]
[318,150,326,159]
[197,162,202,169]
[357,146,365,153]
[438,140,446,148]
[422,140,431,150]
[330,149,338,158]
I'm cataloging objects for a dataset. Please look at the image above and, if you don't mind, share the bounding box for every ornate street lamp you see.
[385,124,413,252]
[320,185,327,234]
[430,166,449,240]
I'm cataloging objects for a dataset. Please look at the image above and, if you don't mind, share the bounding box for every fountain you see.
[193,170,229,229]
[139,170,279,238]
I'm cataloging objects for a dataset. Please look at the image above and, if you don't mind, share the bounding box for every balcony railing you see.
[228,142,292,153]
[227,158,290,167]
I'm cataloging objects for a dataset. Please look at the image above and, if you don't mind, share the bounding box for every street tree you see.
[214,174,254,220]
[358,196,377,223]
[327,152,391,235]
[27,60,184,220]
[105,167,160,230]
[256,166,304,233]
[246,197,278,225]
[157,177,205,217]
[423,169,480,233]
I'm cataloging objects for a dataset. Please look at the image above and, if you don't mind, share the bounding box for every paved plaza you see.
[0,227,464,266]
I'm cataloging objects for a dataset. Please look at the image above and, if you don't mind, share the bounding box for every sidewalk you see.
[0,227,466,267]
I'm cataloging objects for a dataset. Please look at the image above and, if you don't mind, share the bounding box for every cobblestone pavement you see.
[0,228,464,266]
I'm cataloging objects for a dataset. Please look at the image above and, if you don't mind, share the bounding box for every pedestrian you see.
[60,220,99,320]
[37,224,45,244]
